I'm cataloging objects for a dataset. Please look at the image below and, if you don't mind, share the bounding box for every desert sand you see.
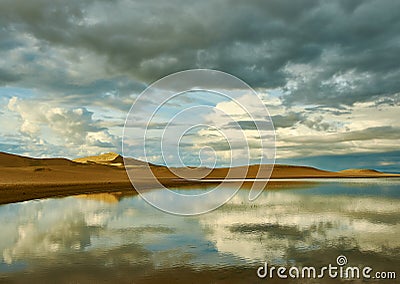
[0,151,399,204]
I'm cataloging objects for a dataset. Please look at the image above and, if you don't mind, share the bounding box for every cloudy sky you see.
[0,0,399,172]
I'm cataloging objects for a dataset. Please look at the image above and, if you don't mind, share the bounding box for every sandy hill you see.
[74,152,148,167]
[0,152,75,167]
[74,152,123,165]
[338,169,383,175]
[178,164,336,179]
[270,164,334,178]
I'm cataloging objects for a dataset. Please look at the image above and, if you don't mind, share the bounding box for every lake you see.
[1,179,399,283]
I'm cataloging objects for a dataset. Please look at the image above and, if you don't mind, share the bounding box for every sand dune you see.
[73,152,149,167]
[338,168,385,176]
[73,152,124,165]
[0,152,75,167]
[0,151,399,204]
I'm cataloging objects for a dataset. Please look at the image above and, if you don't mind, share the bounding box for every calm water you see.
[1,179,399,283]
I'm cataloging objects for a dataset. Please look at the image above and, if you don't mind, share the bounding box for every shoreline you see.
[0,182,135,205]
[1,175,399,205]
[0,178,206,205]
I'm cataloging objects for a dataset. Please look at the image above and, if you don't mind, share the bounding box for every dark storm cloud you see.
[0,68,21,84]
[272,111,341,131]
[225,120,273,130]
[271,112,305,129]
[1,0,399,108]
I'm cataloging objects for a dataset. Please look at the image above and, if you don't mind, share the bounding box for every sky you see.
[0,0,399,172]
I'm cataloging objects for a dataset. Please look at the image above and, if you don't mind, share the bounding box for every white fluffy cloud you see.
[7,96,119,157]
